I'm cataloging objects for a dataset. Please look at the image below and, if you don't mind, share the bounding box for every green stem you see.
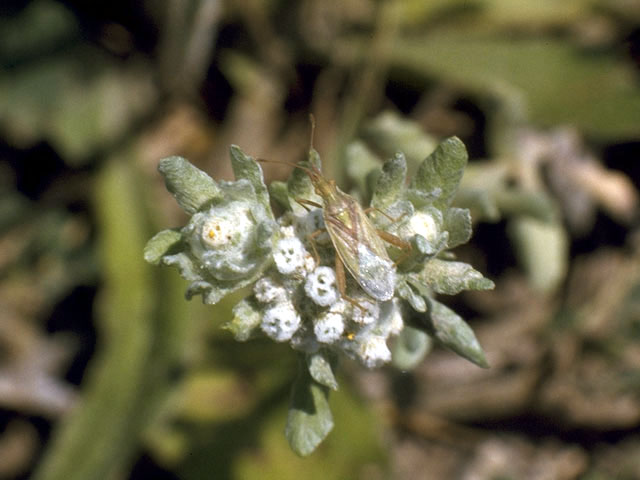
[33,155,188,480]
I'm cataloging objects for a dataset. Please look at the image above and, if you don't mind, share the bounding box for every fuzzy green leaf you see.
[184,274,264,306]
[163,248,265,305]
[372,199,414,231]
[398,233,447,273]
[425,299,488,368]
[143,229,182,265]
[371,152,407,211]
[162,252,200,282]
[391,327,432,371]
[444,208,472,249]
[397,279,426,312]
[225,297,262,342]
[287,150,323,216]
[307,351,338,391]
[184,280,230,305]
[229,145,272,217]
[158,156,222,214]
[286,362,334,456]
[412,137,468,209]
[268,180,291,210]
[413,259,494,295]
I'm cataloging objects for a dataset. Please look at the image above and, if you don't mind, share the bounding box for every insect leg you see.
[295,198,323,212]
[306,228,325,267]
[335,254,366,311]
[364,207,408,225]
[376,229,413,267]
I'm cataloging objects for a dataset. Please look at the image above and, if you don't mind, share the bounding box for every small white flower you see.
[295,209,325,237]
[200,207,253,249]
[314,311,345,343]
[261,302,301,342]
[253,277,287,304]
[305,266,339,307]
[184,201,267,281]
[388,301,404,336]
[329,299,348,315]
[273,237,307,275]
[303,252,317,273]
[377,299,404,336]
[351,297,380,325]
[359,336,392,368]
[279,225,296,238]
[408,210,439,243]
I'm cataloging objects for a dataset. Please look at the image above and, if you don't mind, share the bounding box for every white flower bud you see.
[279,225,296,238]
[295,209,325,237]
[408,210,439,243]
[253,277,287,304]
[304,266,339,307]
[359,336,392,368]
[201,211,251,249]
[351,297,380,325]
[377,299,404,336]
[314,312,345,343]
[303,252,317,273]
[261,302,301,342]
[273,237,307,275]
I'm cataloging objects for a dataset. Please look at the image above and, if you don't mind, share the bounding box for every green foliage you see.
[306,351,339,391]
[34,155,190,479]
[389,33,640,139]
[158,156,223,214]
[424,298,489,368]
[285,362,334,456]
[144,229,183,265]
[226,296,263,341]
[370,152,408,210]
[391,326,433,371]
[412,259,495,295]
[0,0,156,165]
[411,136,468,209]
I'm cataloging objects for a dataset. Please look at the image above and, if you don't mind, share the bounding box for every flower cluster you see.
[146,140,494,370]
[241,212,405,368]
[144,136,494,455]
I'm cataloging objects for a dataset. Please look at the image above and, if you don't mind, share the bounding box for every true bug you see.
[260,154,411,307]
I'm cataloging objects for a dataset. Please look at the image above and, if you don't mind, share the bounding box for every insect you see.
[260,153,411,308]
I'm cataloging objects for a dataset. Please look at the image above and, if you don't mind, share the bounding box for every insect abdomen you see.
[355,243,396,300]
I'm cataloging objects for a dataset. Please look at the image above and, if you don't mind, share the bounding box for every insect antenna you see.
[257,158,325,187]
[258,114,321,179]
[309,113,316,150]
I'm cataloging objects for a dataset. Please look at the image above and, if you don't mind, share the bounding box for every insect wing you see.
[324,200,396,301]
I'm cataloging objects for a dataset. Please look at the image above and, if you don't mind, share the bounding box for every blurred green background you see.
[1,0,639,479]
